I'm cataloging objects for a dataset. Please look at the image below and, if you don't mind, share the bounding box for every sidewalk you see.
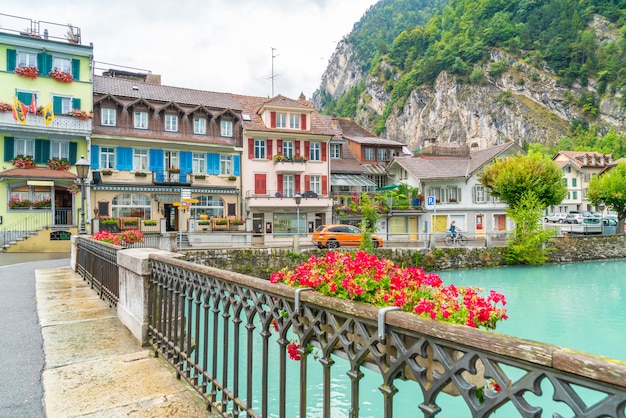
[36,265,215,418]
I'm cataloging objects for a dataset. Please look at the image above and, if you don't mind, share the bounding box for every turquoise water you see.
[197,259,626,417]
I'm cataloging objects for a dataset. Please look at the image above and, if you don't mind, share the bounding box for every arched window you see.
[192,195,224,219]
[111,194,151,219]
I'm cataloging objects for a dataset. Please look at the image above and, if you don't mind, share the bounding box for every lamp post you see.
[75,155,90,235]
[294,193,302,253]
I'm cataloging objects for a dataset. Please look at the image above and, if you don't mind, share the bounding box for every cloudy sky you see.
[2,1,378,99]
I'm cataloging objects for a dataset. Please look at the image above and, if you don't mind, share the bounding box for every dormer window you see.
[331,143,341,159]
[134,111,148,129]
[276,113,287,128]
[194,117,206,134]
[165,114,178,132]
[290,114,300,129]
[101,108,116,126]
[221,120,233,137]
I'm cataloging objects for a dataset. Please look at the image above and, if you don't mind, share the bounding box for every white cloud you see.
[3,1,378,99]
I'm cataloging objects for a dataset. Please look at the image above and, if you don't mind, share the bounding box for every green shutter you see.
[71,59,80,81]
[4,137,15,162]
[35,139,50,164]
[37,53,52,75]
[6,49,16,71]
[17,91,30,104]
[53,96,63,114]
[69,142,77,164]
[72,98,81,110]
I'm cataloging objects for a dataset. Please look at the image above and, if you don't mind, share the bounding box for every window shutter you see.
[53,96,63,114]
[116,147,132,170]
[17,91,30,105]
[37,53,52,75]
[233,155,240,176]
[72,98,81,110]
[35,139,49,164]
[180,151,192,181]
[248,138,254,159]
[254,173,266,194]
[149,149,164,171]
[207,153,220,174]
[4,137,15,161]
[300,114,306,130]
[267,139,273,160]
[295,174,301,193]
[276,140,283,155]
[295,140,300,157]
[322,175,328,195]
[321,142,327,161]
[69,142,77,164]
[277,174,283,195]
[304,141,310,159]
[304,175,310,191]
[6,49,16,71]
[270,112,276,128]
[90,145,100,169]
[71,59,80,80]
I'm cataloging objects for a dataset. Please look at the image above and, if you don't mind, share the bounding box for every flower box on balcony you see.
[49,69,73,83]
[32,199,52,209]
[47,158,71,171]
[9,197,32,209]
[14,66,39,79]
[101,169,113,175]
[168,168,180,173]
[134,172,147,177]
[194,174,206,180]
[228,175,237,181]
[67,109,92,120]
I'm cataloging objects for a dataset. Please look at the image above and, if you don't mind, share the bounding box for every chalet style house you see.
[0,16,93,252]
[235,94,334,246]
[91,74,243,234]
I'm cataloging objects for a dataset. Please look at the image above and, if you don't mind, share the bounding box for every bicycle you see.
[444,232,467,246]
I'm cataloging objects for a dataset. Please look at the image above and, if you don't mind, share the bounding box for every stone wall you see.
[184,236,626,279]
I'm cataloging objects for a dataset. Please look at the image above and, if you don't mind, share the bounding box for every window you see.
[283,175,294,197]
[290,114,300,129]
[447,187,460,203]
[309,175,321,194]
[221,120,233,137]
[309,142,321,161]
[331,144,341,159]
[101,108,116,126]
[193,153,206,174]
[133,149,149,171]
[165,151,178,170]
[165,114,178,132]
[572,178,577,187]
[573,191,578,199]
[254,140,266,159]
[275,113,287,128]
[192,195,225,219]
[220,155,233,175]
[364,148,375,161]
[134,111,148,129]
[473,185,491,203]
[15,138,35,157]
[9,185,51,209]
[194,118,206,134]
[17,51,36,68]
[378,148,388,162]
[283,141,294,159]
[52,57,71,73]
[564,166,571,173]
[100,147,115,169]
[56,96,72,114]
[50,141,69,160]
[111,194,151,219]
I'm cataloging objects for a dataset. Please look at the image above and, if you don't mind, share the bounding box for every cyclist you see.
[449,220,460,244]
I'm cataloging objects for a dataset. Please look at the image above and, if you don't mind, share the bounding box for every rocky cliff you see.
[313,18,626,152]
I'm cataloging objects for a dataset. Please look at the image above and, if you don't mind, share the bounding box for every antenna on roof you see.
[266,47,280,97]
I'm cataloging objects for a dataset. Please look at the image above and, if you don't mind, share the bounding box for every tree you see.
[359,192,381,252]
[477,152,568,208]
[587,162,626,235]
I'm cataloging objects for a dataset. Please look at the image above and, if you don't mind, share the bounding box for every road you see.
[0,252,69,418]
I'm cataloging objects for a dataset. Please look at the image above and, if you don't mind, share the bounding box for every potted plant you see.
[65,24,79,44]
[228,175,237,181]
[47,158,71,171]
[49,69,73,83]
[100,219,119,232]
[101,169,113,175]
[194,174,206,180]
[273,155,286,162]
[67,109,92,120]
[198,220,211,231]
[9,196,32,209]
[10,154,36,169]
[134,171,147,177]
[0,102,12,112]
[168,167,180,173]
[32,198,52,209]
[215,219,228,226]
[143,220,157,226]
[66,183,81,195]
[14,66,39,79]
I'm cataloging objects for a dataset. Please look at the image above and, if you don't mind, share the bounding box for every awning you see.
[376,183,399,191]
[154,194,180,203]
[331,174,377,188]
[27,180,55,186]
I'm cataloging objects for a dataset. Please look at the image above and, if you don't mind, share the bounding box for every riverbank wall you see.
[184,235,626,278]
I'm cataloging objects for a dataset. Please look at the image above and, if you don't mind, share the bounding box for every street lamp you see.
[75,155,90,235]
[294,193,302,252]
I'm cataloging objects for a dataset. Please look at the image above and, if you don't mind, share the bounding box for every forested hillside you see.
[315,0,626,157]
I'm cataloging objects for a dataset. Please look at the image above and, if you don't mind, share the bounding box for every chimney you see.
[331,114,338,130]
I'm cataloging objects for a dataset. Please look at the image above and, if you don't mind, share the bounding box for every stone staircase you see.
[1,212,52,252]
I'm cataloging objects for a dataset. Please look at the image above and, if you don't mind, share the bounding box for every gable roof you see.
[333,117,405,147]
[553,151,613,169]
[391,142,524,181]
[93,75,241,110]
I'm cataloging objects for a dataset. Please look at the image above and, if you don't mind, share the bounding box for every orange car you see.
[311,224,383,249]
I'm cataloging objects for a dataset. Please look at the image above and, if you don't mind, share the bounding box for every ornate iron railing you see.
[147,254,626,418]
[76,237,120,306]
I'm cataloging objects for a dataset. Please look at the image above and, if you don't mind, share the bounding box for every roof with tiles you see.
[234,94,335,136]
[393,142,523,180]
[335,117,404,147]
[553,150,613,169]
[0,168,78,179]
[93,75,242,110]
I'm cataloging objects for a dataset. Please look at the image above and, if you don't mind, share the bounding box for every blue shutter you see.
[116,147,132,171]
[208,153,220,175]
[6,49,16,71]
[91,145,100,169]
[233,155,240,176]
[4,137,15,161]
[71,59,80,81]
[69,142,77,164]
[149,149,164,181]
[180,151,192,182]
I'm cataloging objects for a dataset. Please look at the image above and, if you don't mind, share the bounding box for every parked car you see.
[544,213,567,223]
[565,211,593,224]
[311,224,383,249]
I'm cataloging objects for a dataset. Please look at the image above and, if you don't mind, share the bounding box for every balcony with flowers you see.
[49,69,73,83]
[0,107,91,134]
[273,154,307,173]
